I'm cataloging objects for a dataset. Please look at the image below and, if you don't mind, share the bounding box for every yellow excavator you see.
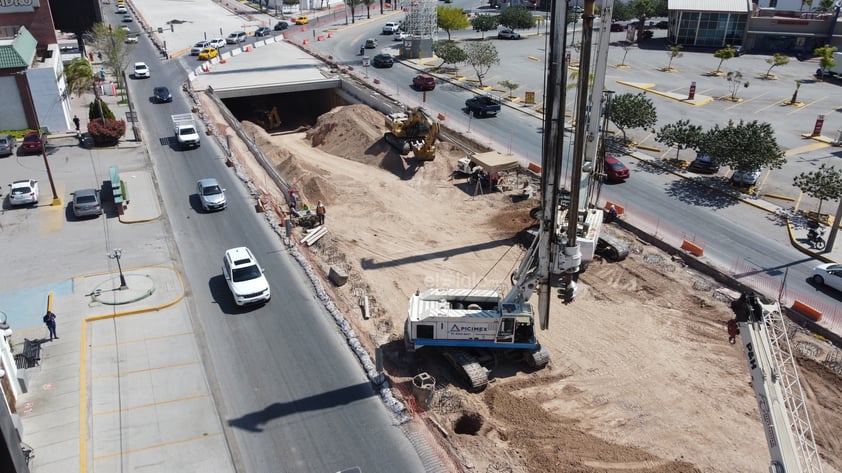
[384,107,439,160]
[253,106,281,131]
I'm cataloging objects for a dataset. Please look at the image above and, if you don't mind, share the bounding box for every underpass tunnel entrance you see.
[222,88,346,133]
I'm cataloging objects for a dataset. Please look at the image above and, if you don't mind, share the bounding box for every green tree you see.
[726,70,749,100]
[612,1,633,21]
[471,14,499,39]
[498,80,519,99]
[790,80,802,104]
[713,45,736,73]
[344,0,362,24]
[700,120,785,176]
[462,41,500,87]
[652,0,668,16]
[362,0,375,19]
[666,44,683,70]
[608,93,657,143]
[64,58,94,98]
[814,44,838,77]
[498,5,534,30]
[629,0,655,41]
[764,53,789,77]
[793,163,842,216]
[90,23,131,92]
[655,120,704,160]
[432,41,467,69]
[437,6,470,41]
[814,0,836,13]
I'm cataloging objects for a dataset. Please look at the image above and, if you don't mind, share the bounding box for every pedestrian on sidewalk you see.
[73,115,81,132]
[43,311,58,340]
[316,200,326,225]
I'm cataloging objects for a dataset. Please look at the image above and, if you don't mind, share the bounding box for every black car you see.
[371,53,394,68]
[255,26,271,37]
[153,86,172,103]
[687,155,720,174]
[274,21,289,31]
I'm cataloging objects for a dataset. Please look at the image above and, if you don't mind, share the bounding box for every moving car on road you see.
[198,47,218,60]
[812,263,842,294]
[191,41,210,55]
[226,31,247,44]
[364,38,378,48]
[222,247,271,306]
[604,155,630,182]
[255,26,271,37]
[133,62,150,78]
[153,86,172,103]
[294,16,310,25]
[197,178,227,212]
[372,53,394,68]
[394,31,410,41]
[274,21,289,31]
[209,38,226,49]
[413,74,436,91]
[71,188,102,218]
[9,179,38,206]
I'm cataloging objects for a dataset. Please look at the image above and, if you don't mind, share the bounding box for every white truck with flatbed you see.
[172,113,200,150]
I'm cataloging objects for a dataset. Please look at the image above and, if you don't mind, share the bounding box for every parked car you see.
[20,132,45,154]
[133,61,150,78]
[610,22,626,32]
[226,31,247,44]
[8,179,38,206]
[364,38,378,49]
[0,134,16,156]
[274,21,289,31]
[294,16,310,25]
[255,26,271,37]
[209,38,226,49]
[71,188,102,218]
[413,74,436,91]
[394,31,410,41]
[655,20,669,29]
[198,47,218,60]
[222,247,271,306]
[498,28,521,40]
[730,169,760,187]
[687,155,719,174]
[197,178,227,212]
[604,155,630,181]
[191,41,210,55]
[371,53,394,68]
[812,263,842,293]
[153,86,172,103]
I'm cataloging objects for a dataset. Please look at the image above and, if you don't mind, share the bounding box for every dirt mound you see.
[305,104,389,165]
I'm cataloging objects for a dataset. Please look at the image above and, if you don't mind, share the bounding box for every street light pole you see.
[109,249,128,290]
[20,73,60,206]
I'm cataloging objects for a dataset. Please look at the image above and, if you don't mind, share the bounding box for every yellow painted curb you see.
[636,145,661,152]
[527,56,540,62]
[764,193,796,202]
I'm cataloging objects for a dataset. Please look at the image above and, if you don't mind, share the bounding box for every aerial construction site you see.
[191,1,842,472]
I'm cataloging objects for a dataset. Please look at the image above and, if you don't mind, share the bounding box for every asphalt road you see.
[117,5,427,473]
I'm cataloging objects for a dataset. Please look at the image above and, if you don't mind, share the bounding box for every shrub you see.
[88,98,115,121]
[87,118,126,146]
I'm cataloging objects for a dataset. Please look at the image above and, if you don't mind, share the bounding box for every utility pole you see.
[20,73,60,206]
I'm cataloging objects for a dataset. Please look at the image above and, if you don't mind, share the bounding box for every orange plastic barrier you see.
[244,45,252,52]
[791,300,823,322]
[317,35,325,41]
[527,162,542,175]
[604,201,624,215]
[680,240,704,257]
[303,39,309,45]
[219,58,226,64]
[327,32,333,38]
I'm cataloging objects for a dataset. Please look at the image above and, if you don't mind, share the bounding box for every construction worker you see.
[316,200,326,225]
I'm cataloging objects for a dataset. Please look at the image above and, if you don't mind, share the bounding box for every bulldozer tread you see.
[443,349,489,392]
[526,345,549,370]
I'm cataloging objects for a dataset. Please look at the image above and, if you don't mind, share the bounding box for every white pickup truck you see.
[172,114,201,150]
